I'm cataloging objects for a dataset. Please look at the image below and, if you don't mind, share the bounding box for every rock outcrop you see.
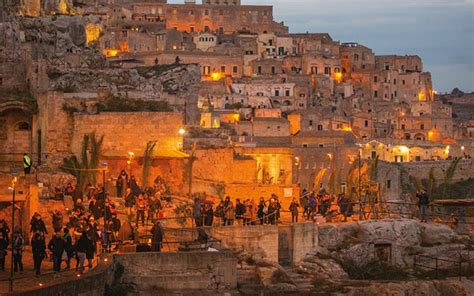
[318,219,472,268]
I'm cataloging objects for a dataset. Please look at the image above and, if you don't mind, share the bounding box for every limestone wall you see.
[378,159,474,200]
[72,112,184,157]
[114,251,237,292]
[210,225,279,262]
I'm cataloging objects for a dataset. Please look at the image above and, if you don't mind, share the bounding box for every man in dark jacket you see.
[75,232,92,273]
[193,198,202,227]
[62,228,73,269]
[31,231,46,275]
[48,232,65,273]
[417,189,430,223]
[0,232,7,271]
[150,221,163,252]
[235,199,246,225]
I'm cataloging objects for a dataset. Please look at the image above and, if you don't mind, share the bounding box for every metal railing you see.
[414,252,473,280]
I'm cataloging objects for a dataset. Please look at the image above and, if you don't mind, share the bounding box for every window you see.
[420,124,424,130]
[190,27,195,32]
[285,89,290,96]
[374,76,378,83]
[374,91,378,98]
[324,67,331,75]
[364,120,368,127]
[203,66,210,75]
[311,66,317,74]
[220,66,226,73]
[401,124,405,130]
[205,9,209,15]
[204,26,210,32]
[385,64,389,70]
[309,120,313,126]
[402,80,405,85]
[371,151,377,159]
[393,79,397,85]
[233,66,238,73]
[274,90,280,96]
[317,124,323,131]
[257,66,262,74]
[271,66,275,74]
[18,122,30,130]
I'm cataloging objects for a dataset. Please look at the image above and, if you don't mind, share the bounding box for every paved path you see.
[0,247,99,293]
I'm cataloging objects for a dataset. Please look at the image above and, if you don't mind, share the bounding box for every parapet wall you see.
[211,225,279,262]
[114,251,237,292]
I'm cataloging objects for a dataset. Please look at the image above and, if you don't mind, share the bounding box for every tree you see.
[141,141,157,189]
[442,158,460,199]
[61,132,104,190]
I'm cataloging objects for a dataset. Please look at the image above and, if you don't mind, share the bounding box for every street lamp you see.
[100,162,108,252]
[178,128,186,136]
[9,172,18,293]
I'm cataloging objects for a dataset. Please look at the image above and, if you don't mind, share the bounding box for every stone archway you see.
[0,101,34,168]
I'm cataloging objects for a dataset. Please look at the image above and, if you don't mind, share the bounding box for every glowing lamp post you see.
[9,171,18,293]
[101,162,109,252]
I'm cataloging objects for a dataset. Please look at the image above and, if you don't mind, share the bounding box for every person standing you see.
[150,221,163,252]
[0,232,7,271]
[31,213,48,236]
[48,232,65,274]
[235,199,246,226]
[289,198,300,223]
[193,198,202,227]
[257,198,266,225]
[62,228,73,270]
[0,218,10,245]
[12,227,24,272]
[417,189,430,223]
[31,231,46,275]
[23,153,32,174]
[224,198,235,226]
[125,188,136,216]
[75,232,90,274]
[52,210,63,233]
[116,171,126,198]
[136,195,147,227]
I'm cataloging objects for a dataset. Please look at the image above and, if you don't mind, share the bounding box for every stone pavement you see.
[0,246,98,293]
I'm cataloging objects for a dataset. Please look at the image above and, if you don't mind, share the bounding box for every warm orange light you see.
[104,49,119,57]
[418,91,426,101]
[342,126,352,132]
[333,72,343,82]
[85,23,102,45]
[211,72,222,81]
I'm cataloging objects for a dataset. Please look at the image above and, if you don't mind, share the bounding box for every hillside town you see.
[0,0,473,295]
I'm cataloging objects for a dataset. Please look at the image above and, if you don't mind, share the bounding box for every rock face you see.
[299,255,349,281]
[345,280,469,296]
[318,219,471,268]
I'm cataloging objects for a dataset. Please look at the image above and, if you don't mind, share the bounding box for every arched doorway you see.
[0,101,34,170]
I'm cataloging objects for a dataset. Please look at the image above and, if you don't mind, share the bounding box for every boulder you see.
[300,256,349,280]
[345,280,469,296]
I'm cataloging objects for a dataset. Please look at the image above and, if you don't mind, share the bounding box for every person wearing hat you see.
[30,213,47,236]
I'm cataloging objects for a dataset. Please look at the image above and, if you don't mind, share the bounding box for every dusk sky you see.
[171,0,474,93]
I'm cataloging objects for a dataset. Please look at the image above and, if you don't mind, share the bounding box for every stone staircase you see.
[284,267,315,294]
